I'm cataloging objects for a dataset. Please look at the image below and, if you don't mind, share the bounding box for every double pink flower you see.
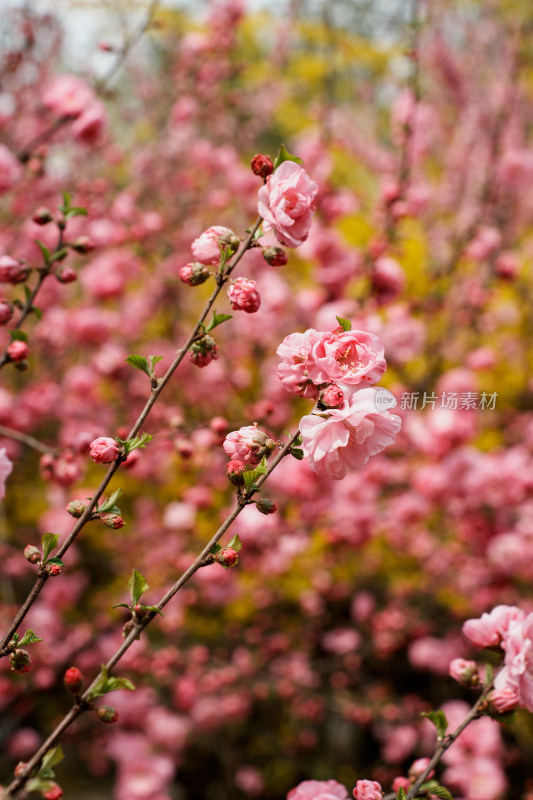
[258,160,318,248]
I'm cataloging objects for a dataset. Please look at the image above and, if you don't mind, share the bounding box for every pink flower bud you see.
[70,236,94,254]
[262,246,288,267]
[449,658,479,687]
[408,758,433,781]
[319,384,345,409]
[64,666,84,693]
[488,688,519,714]
[97,705,119,724]
[24,545,41,564]
[44,785,63,800]
[7,340,30,362]
[251,154,274,178]
[188,335,219,368]
[353,780,383,800]
[210,416,228,435]
[179,262,210,286]
[89,436,120,463]
[191,226,239,264]
[255,498,277,515]
[56,267,77,283]
[0,299,13,324]
[0,256,29,284]
[228,277,261,313]
[10,648,31,673]
[46,563,62,576]
[216,547,239,567]
[101,513,125,529]
[66,500,87,518]
[14,762,27,777]
[391,777,410,793]
[227,458,246,486]
[223,423,275,466]
[32,207,54,225]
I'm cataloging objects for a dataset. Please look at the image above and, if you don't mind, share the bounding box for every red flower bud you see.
[251,154,274,179]
[97,705,119,724]
[188,335,219,368]
[216,547,239,567]
[226,458,246,485]
[262,246,288,267]
[255,498,277,515]
[101,513,125,529]
[7,340,30,362]
[64,666,84,693]
[44,784,63,800]
[32,207,54,225]
[56,267,77,283]
[46,563,62,576]
[70,236,94,254]
[179,262,210,286]
[319,384,345,409]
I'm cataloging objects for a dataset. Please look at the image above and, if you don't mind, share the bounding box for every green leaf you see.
[149,354,163,372]
[10,329,29,342]
[46,557,64,567]
[105,675,136,693]
[64,206,88,219]
[396,789,407,800]
[99,489,122,514]
[336,316,352,331]
[35,239,51,266]
[205,310,232,333]
[125,354,151,377]
[209,542,222,555]
[421,710,448,740]
[484,661,495,686]
[243,457,268,491]
[18,629,43,646]
[41,532,59,562]
[273,143,303,169]
[60,191,72,212]
[40,744,64,774]
[49,247,69,265]
[419,781,453,800]
[112,603,131,610]
[226,534,243,553]
[144,604,164,617]
[290,447,304,461]
[26,778,57,793]
[87,664,135,699]
[129,569,149,606]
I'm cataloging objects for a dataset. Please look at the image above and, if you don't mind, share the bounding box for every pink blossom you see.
[307,329,386,387]
[7,340,30,362]
[258,160,318,248]
[71,99,107,144]
[191,226,238,265]
[462,605,525,649]
[228,277,261,313]
[276,329,323,398]
[288,779,349,800]
[300,387,401,480]
[488,688,519,713]
[0,145,22,193]
[223,423,275,466]
[42,74,95,118]
[0,256,29,284]
[0,447,13,499]
[352,780,383,800]
[89,436,120,463]
[494,613,533,711]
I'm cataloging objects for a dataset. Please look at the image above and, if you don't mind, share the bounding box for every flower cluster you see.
[277,326,400,479]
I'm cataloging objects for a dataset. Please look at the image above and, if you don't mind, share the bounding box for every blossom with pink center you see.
[352,779,383,800]
[223,423,275,466]
[488,688,519,714]
[462,605,525,649]
[494,613,533,711]
[228,277,261,313]
[42,74,96,118]
[308,329,386,387]
[276,329,324,398]
[0,145,22,193]
[0,447,13,500]
[300,386,401,480]
[89,436,120,463]
[287,779,349,800]
[191,226,239,265]
[258,160,318,248]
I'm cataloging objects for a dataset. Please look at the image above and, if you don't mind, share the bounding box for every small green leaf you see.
[40,744,64,774]
[128,569,149,606]
[18,629,43,646]
[60,191,72,212]
[99,489,122,514]
[421,710,448,740]
[243,457,268,491]
[226,534,243,553]
[273,144,303,168]
[64,206,88,219]
[290,447,304,461]
[46,557,64,567]
[419,781,453,800]
[145,604,164,617]
[149,354,163,372]
[205,310,232,333]
[10,329,29,342]
[105,675,136,693]
[112,603,131,610]
[396,789,407,800]
[335,316,352,331]
[49,247,69,265]
[125,354,151,377]
[210,542,222,555]
[35,239,51,266]
[41,532,59,562]
[484,661,495,686]
[122,432,153,456]
[26,778,57,793]
[87,664,135,699]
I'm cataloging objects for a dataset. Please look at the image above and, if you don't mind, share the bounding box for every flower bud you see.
[101,513,125,529]
[262,246,288,267]
[251,154,274,178]
[449,658,479,687]
[226,458,246,486]
[7,340,30,362]
[89,436,120,463]
[223,423,275,466]
[56,267,77,283]
[319,384,345,409]
[14,762,27,778]
[24,544,41,564]
[215,547,239,567]
[487,688,519,714]
[97,705,119,724]
[67,500,87,518]
[32,207,54,225]
[64,666,84,694]
[218,229,241,255]
[46,563,62,576]
[255,498,277,515]
[0,299,13,324]
[408,758,433,781]
[10,648,31,673]
[353,780,383,800]
[70,236,94,254]
[188,335,219,368]
[0,256,30,284]
[179,262,210,286]
[44,785,63,800]
[228,277,261,313]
